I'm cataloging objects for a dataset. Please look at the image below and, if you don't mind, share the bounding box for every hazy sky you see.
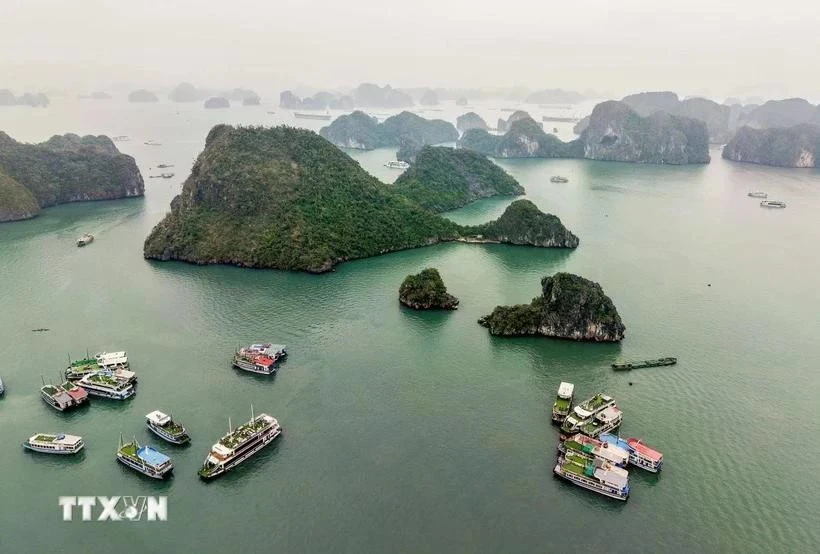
[2,0,818,101]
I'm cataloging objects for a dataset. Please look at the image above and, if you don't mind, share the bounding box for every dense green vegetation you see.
[399,268,458,309]
[144,125,462,272]
[465,199,579,247]
[0,168,39,221]
[478,272,625,341]
[145,126,580,272]
[393,146,523,212]
[0,131,144,221]
[320,111,457,150]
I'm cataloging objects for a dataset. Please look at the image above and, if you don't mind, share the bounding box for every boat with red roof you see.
[600,433,664,472]
[232,343,287,375]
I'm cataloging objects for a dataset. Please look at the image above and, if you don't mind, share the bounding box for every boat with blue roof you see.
[116,435,173,479]
[600,433,664,472]
[558,433,629,467]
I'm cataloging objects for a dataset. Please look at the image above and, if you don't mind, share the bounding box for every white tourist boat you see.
[198,408,281,480]
[95,351,128,369]
[551,382,574,423]
[23,433,85,455]
[554,454,630,501]
[747,191,767,198]
[560,393,616,434]
[79,371,135,400]
[760,200,786,208]
[384,160,410,170]
[579,405,623,438]
[146,410,190,444]
[559,433,629,467]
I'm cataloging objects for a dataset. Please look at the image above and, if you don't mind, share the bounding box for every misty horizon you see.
[3,0,819,103]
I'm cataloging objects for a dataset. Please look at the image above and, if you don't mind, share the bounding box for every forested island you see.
[143,125,577,272]
[478,272,624,341]
[399,268,459,310]
[393,146,524,212]
[320,111,457,150]
[461,101,710,165]
[128,89,159,103]
[204,97,230,109]
[0,132,144,222]
[0,90,50,107]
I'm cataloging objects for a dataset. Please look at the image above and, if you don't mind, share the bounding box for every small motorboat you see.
[76,233,94,247]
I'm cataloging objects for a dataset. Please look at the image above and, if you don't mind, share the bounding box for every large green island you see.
[478,272,625,341]
[0,131,144,222]
[143,125,578,273]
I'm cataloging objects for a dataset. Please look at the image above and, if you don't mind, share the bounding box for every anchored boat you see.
[78,371,135,400]
[384,160,410,170]
[551,382,574,423]
[560,393,616,434]
[65,355,99,381]
[232,343,287,375]
[198,407,281,480]
[600,433,664,472]
[611,357,677,370]
[558,433,629,467]
[747,191,767,198]
[23,433,84,455]
[76,233,94,247]
[294,112,331,120]
[40,379,89,411]
[117,435,173,479]
[760,200,786,208]
[146,410,190,445]
[95,351,129,370]
[554,454,630,501]
[23,433,84,454]
[580,405,623,438]
[550,176,569,183]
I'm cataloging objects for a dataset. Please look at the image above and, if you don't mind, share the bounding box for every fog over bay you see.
[2,0,819,101]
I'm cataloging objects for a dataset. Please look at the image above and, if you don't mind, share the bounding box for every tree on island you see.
[399,268,459,310]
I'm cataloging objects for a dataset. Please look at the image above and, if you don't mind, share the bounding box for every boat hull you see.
[22,442,84,455]
[116,454,172,479]
[146,422,190,445]
[198,427,281,480]
[232,359,277,375]
[553,464,629,501]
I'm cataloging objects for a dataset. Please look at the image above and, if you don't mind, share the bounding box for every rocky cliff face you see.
[619,92,731,143]
[478,272,624,341]
[459,117,582,159]
[581,101,710,164]
[320,111,457,150]
[456,112,489,133]
[466,199,579,248]
[399,268,459,310]
[0,132,143,221]
[739,98,820,129]
[0,168,40,222]
[722,124,820,167]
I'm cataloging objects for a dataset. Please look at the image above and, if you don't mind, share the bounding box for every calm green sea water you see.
[1,100,819,553]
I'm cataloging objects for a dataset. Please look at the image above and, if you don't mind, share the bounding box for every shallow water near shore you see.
[1,100,819,553]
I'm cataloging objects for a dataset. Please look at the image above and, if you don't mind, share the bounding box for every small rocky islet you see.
[319,110,457,150]
[478,272,625,342]
[399,268,459,310]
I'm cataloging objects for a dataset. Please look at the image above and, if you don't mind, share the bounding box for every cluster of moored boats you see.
[19,342,288,480]
[551,382,663,501]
